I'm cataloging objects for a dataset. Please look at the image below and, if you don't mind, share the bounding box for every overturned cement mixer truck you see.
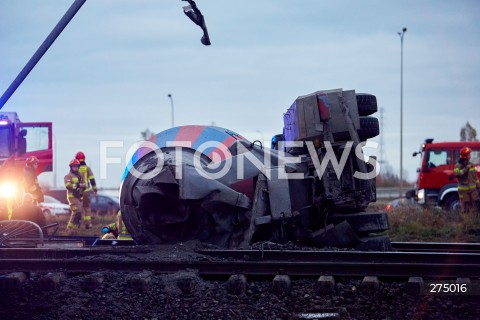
[120,88,389,250]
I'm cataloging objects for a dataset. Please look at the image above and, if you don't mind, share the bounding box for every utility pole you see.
[398,27,407,197]
[379,107,385,165]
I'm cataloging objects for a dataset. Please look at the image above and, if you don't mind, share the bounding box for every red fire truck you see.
[0,112,52,172]
[0,112,52,218]
[413,138,480,210]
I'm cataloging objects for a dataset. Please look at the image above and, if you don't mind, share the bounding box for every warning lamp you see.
[0,182,16,198]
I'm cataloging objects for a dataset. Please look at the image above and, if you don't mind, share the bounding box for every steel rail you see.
[391,242,480,253]
[0,246,150,259]
[2,246,480,264]
[195,249,480,265]
[0,258,479,278]
[1,241,479,261]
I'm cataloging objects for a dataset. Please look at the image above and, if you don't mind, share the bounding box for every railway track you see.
[1,241,480,318]
[1,243,480,278]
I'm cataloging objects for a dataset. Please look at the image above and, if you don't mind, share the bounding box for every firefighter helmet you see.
[69,159,81,167]
[75,152,85,161]
[26,156,39,166]
[460,147,471,159]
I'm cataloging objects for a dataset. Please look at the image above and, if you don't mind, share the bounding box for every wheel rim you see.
[451,200,461,211]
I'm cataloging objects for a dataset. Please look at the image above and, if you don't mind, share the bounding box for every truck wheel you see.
[442,194,460,211]
[356,94,378,116]
[331,116,380,141]
[327,212,389,235]
[358,116,379,140]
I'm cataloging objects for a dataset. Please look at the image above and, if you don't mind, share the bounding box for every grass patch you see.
[386,206,480,242]
[46,214,118,237]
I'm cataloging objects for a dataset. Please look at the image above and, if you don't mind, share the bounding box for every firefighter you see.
[101,223,118,240]
[75,152,98,229]
[101,211,130,240]
[64,159,85,231]
[23,156,44,204]
[116,210,130,239]
[13,193,46,229]
[454,147,480,215]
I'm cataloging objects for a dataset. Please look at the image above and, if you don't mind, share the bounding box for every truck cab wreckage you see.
[120,89,389,250]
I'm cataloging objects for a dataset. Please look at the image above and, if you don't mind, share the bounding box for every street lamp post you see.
[398,27,407,197]
[167,94,174,128]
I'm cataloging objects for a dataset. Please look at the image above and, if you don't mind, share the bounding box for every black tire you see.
[332,116,379,141]
[356,93,378,116]
[327,212,389,235]
[442,193,460,211]
[358,116,379,140]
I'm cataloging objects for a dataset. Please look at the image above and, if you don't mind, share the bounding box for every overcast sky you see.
[1,0,479,188]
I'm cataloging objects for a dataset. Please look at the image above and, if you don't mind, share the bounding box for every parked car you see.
[44,189,120,215]
[39,195,70,216]
[91,194,120,215]
[44,189,68,204]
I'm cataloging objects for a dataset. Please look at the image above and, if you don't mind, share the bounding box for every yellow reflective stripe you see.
[65,182,72,187]
[458,185,477,191]
[88,175,95,179]
[79,165,90,187]
[7,199,13,220]
[84,215,91,221]
[67,222,78,229]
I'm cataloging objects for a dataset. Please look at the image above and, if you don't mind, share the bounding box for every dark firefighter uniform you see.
[454,147,480,214]
[64,159,85,230]
[75,152,97,229]
[13,193,46,229]
[23,156,44,204]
